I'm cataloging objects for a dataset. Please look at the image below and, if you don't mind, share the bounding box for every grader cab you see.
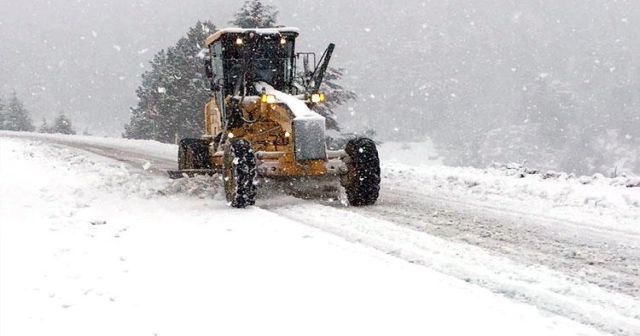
[169,27,380,208]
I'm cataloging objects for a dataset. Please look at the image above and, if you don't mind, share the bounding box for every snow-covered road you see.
[1,132,639,335]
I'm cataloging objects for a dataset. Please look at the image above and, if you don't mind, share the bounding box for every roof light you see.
[261,94,276,104]
[311,93,325,103]
[280,38,287,45]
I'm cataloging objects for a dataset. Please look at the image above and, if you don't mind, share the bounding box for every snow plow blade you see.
[167,169,216,179]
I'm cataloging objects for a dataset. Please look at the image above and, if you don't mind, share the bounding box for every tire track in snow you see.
[261,199,640,336]
[350,187,640,299]
[1,132,177,176]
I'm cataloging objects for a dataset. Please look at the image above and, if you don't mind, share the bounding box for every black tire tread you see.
[223,139,257,208]
[343,137,381,206]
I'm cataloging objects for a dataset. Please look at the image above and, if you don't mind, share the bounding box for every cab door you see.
[211,41,226,125]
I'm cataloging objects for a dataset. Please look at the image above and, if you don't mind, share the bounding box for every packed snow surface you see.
[1,132,639,335]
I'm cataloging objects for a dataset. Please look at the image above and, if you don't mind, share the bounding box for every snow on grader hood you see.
[254,81,327,162]
[169,27,381,208]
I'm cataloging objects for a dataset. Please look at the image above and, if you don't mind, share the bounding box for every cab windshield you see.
[221,34,295,95]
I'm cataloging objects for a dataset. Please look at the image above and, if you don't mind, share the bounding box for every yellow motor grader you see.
[169,27,380,208]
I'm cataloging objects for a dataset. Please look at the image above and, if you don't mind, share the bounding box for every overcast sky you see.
[0,0,387,134]
[1,0,639,152]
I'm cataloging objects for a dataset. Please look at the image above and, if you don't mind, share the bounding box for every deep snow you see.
[0,135,621,335]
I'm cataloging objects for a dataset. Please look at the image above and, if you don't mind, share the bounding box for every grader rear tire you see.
[223,139,257,208]
[343,137,381,206]
[178,139,211,170]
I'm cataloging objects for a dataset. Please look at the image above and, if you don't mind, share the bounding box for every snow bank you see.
[377,138,639,236]
[382,160,640,236]
[379,139,639,228]
[0,130,177,160]
[377,140,443,166]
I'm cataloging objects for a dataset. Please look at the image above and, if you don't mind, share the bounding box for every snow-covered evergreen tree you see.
[52,113,76,135]
[124,50,166,140]
[124,21,216,143]
[229,0,278,28]
[163,22,216,140]
[0,97,5,129]
[521,75,577,145]
[3,92,34,132]
[38,118,51,133]
[316,67,357,132]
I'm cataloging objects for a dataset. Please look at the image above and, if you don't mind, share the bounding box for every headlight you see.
[261,94,277,104]
[311,93,325,103]
[235,37,243,45]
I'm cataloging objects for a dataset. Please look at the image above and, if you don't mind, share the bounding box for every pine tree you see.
[316,67,357,132]
[230,0,278,28]
[39,118,51,133]
[163,22,216,140]
[124,50,169,141]
[124,50,166,140]
[0,97,5,130]
[521,75,577,145]
[3,92,34,132]
[52,113,76,135]
[124,21,216,142]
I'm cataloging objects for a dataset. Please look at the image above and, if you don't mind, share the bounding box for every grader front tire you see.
[223,139,257,208]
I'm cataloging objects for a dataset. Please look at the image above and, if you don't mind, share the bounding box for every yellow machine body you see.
[171,27,380,208]
[204,93,345,178]
[201,28,345,179]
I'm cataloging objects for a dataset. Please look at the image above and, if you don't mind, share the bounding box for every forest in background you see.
[1,0,638,175]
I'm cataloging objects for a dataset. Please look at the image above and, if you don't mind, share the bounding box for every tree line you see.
[0,92,76,134]
[362,1,640,175]
[3,0,354,142]
[124,0,356,143]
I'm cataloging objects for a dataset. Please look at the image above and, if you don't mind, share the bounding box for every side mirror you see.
[204,59,213,79]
